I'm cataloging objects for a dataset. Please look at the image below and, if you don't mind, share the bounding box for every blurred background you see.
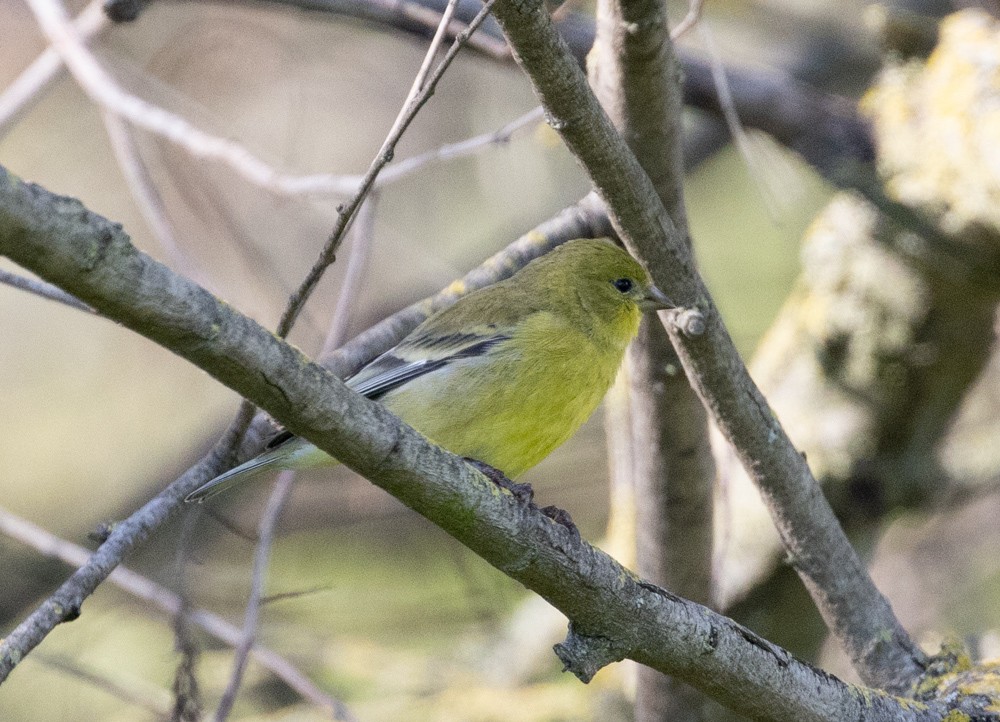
[1,0,998,719]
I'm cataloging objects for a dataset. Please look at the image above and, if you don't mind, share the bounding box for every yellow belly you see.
[381,315,624,477]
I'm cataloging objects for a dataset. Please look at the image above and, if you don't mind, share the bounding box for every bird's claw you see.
[541,505,580,540]
[464,458,535,504]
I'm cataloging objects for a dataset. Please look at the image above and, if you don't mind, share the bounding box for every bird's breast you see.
[381,313,624,477]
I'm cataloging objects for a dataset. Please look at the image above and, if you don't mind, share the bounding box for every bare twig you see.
[35,653,172,718]
[102,112,194,278]
[22,0,362,197]
[0,505,352,718]
[374,106,543,186]
[0,0,107,137]
[321,195,379,357]
[696,22,785,219]
[275,0,498,337]
[670,0,704,40]
[213,472,296,721]
[0,267,93,312]
[400,0,462,119]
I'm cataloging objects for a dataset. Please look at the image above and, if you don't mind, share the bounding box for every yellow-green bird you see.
[186,238,672,502]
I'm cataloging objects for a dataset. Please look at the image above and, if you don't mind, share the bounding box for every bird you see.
[185,237,673,502]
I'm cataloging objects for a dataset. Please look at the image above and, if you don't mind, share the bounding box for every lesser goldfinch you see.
[186,238,672,502]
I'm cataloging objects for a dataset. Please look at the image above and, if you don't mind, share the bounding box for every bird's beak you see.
[638,284,674,312]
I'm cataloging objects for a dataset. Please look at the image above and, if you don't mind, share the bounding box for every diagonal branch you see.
[275,0,497,336]
[488,0,926,693]
[0,505,351,718]
[0,267,93,312]
[0,165,952,722]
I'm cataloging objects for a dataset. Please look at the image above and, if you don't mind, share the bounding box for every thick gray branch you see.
[0,167,949,721]
[489,0,926,692]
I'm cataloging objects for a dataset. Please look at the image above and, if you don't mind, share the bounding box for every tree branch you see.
[587,0,715,716]
[0,505,352,717]
[488,0,926,692]
[0,166,955,721]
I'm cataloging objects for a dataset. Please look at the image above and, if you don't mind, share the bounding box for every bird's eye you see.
[611,278,634,293]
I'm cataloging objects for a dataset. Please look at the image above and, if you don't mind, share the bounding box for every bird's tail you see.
[185,449,287,502]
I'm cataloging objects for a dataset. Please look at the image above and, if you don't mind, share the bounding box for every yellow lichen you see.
[863,9,1000,238]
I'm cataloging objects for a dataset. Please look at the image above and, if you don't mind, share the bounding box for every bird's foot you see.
[541,505,580,541]
[464,458,534,504]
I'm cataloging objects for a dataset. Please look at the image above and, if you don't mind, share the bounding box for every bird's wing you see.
[345,327,513,400]
[247,283,534,465]
[238,327,513,468]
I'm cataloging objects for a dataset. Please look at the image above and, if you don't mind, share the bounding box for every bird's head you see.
[520,238,673,346]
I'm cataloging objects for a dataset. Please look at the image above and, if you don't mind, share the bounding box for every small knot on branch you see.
[554,622,630,682]
[671,308,706,337]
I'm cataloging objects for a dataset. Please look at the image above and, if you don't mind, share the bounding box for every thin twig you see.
[0,267,93,312]
[0,505,353,719]
[275,0,499,337]
[670,0,704,40]
[213,472,296,721]
[400,0,462,117]
[375,106,544,186]
[22,0,361,198]
[0,0,106,137]
[696,22,784,219]
[278,106,541,196]
[35,653,172,718]
[321,195,379,357]
[102,112,194,279]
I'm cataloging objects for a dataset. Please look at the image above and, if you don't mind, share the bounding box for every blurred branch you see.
[588,0,714,716]
[0,267,93,312]
[213,472,296,721]
[280,0,511,56]
[670,0,703,40]
[374,106,543,186]
[321,195,378,357]
[21,0,360,197]
[272,0,875,187]
[680,54,876,185]
[102,111,192,278]
[35,653,172,718]
[0,505,352,718]
[0,0,107,138]
[0,168,959,721]
[274,0,496,336]
[488,0,926,693]
[170,603,202,722]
